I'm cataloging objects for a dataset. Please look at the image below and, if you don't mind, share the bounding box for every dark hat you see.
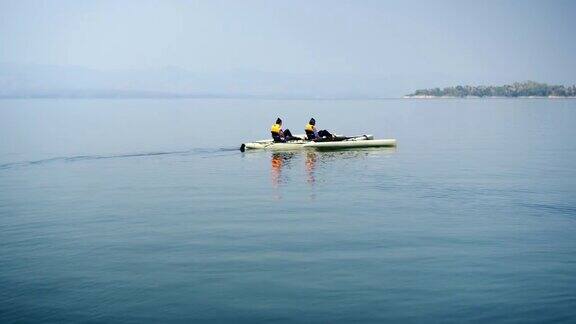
[309,118,316,125]
[276,118,282,124]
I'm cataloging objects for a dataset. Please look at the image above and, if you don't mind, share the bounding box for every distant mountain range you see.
[0,63,429,99]
[2,65,574,99]
[1,63,494,99]
[405,81,576,98]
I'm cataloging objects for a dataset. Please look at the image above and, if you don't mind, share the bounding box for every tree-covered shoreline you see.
[405,81,576,98]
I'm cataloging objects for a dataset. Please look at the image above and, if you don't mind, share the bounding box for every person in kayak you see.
[305,118,334,141]
[271,118,300,142]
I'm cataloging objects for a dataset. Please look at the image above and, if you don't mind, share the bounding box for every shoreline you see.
[402,95,576,99]
[1,95,575,101]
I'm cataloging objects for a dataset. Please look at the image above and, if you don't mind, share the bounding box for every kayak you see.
[240,134,396,152]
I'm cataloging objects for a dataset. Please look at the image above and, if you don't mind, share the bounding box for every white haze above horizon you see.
[1,0,575,97]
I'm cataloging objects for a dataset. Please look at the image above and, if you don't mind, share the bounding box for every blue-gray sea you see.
[1,99,575,323]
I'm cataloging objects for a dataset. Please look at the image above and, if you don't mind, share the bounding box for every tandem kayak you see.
[240,134,396,152]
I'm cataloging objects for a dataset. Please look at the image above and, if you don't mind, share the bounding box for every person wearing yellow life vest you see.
[305,118,334,141]
[271,118,300,142]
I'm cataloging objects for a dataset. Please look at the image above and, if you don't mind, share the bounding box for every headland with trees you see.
[405,81,576,98]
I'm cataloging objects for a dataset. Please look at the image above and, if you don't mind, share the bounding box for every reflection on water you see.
[270,148,397,199]
[305,152,318,185]
[270,152,296,188]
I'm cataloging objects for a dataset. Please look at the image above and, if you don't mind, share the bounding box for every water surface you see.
[1,99,575,322]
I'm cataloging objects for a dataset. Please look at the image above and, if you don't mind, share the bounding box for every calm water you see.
[1,99,575,323]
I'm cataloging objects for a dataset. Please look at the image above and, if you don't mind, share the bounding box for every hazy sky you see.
[1,0,575,85]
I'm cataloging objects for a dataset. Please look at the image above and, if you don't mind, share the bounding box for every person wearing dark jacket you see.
[271,118,300,142]
[305,118,334,141]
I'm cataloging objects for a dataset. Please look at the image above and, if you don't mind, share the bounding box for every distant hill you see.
[5,65,572,99]
[0,63,431,99]
[405,81,576,98]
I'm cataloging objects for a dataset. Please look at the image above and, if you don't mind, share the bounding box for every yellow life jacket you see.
[305,123,315,132]
[271,123,282,134]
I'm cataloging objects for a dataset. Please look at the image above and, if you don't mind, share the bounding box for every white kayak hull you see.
[304,139,396,149]
[240,135,396,151]
[243,141,307,151]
